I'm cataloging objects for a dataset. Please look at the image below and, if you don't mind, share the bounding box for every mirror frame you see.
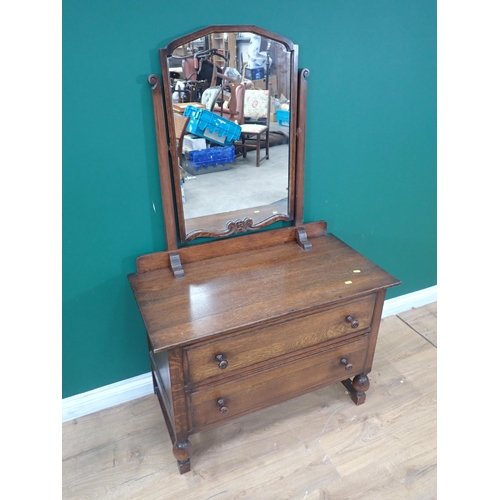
[150,25,308,247]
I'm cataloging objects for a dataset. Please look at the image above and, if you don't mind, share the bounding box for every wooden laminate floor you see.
[62,302,437,499]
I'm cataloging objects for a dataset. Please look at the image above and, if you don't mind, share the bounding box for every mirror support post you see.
[148,74,178,251]
[294,68,309,226]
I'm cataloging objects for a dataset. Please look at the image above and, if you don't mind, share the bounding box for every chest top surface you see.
[128,233,400,352]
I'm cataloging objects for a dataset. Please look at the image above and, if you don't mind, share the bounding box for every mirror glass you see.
[163,29,295,241]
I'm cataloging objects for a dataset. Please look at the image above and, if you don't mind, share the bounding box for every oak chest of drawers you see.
[128,224,400,473]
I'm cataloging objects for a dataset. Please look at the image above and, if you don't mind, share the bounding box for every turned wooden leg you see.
[342,374,370,405]
[172,440,192,474]
[242,135,247,158]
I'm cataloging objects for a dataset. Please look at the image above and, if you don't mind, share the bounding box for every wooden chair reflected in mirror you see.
[213,83,246,124]
[236,88,271,166]
[173,112,189,181]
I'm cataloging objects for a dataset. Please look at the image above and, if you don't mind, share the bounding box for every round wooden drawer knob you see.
[217,398,228,414]
[215,354,228,369]
[341,358,353,371]
[346,315,359,328]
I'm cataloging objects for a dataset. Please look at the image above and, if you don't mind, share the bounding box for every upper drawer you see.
[186,294,376,384]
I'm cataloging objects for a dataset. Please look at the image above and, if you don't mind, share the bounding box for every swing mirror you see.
[159,25,298,242]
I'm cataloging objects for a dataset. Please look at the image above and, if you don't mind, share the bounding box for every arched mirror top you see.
[150,25,306,246]
[164,25,296,56]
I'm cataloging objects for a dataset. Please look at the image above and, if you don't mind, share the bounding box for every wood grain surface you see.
[186,294,376,384]
[129,233,400,352]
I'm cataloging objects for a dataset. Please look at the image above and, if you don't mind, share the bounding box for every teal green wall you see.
[63,1,436,398]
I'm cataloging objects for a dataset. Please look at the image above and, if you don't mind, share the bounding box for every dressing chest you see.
[128,25,400,474]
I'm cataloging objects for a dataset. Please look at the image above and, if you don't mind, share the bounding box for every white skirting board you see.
[62,285,437,423]
[381,284,437,318]
[62,372,154,423]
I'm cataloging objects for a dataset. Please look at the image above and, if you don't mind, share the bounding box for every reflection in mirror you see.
[164,29,294,241]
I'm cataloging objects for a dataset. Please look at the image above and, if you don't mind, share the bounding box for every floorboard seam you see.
[395,315,437,349]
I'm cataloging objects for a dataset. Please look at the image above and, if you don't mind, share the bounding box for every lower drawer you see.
[189,335,369,430]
